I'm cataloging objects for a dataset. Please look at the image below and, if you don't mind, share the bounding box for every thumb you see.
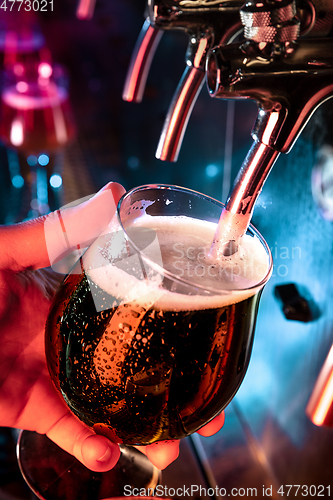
[0,182,126,272]
[139,440,180,470]
[46,411,121,472]
[45,181,126,273]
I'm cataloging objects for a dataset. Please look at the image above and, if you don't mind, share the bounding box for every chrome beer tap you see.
[123,0,244,162]
[205,0,333,243]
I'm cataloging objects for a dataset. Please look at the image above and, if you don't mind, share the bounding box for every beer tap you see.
[122,0,243,162]
[205,0,333,244]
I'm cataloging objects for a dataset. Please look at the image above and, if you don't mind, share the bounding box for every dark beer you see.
[45,216,269,445]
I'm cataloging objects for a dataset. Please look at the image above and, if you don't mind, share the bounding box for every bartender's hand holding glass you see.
[45,184,271,461]
[0,181,225,473]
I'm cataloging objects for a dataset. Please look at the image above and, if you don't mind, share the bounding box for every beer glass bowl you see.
[45,184,272,445]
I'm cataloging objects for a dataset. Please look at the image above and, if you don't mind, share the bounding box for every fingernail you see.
[97,182,114,193]
[97,445,112,463]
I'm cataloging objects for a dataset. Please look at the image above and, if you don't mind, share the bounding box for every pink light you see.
[262,111,280,145]
[13,63,24,77]
[307,344,333,426]
[51,102,68,145]
[193,37,208,68]
[38,62,53,79]
[230,142,267,212]
[312,370,333,426]
[10,118,24,147]
[16,81,28,93]
[2,86,68,110]
[76,0,96,20]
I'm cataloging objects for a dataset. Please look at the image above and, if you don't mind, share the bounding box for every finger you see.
[138,440,180,470]
[18,370,121,473]
[0,182,126,272]
[196,411,225,437]
[46,412,121,472]
[45,182,126,272]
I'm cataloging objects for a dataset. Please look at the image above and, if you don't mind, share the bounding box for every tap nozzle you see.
[122,19,163,103]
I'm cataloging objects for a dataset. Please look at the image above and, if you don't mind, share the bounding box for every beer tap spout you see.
[156,63,205,162]
[225,141,279,221]
[206,0,333,247]
[122,19,163,103]
[213,141,280,251]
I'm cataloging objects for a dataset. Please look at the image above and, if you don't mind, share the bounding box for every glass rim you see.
[117,184,273,296]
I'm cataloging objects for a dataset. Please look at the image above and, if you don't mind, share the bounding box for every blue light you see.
[205,164,219,178]
[12,174,24,188]
[38,154,50,166]
[37,168,48,204]
[50,174,63,189]
[27,155,37,166]
[127,156,140,170]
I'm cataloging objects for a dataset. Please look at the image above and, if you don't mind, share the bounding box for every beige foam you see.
[85,215,270,312]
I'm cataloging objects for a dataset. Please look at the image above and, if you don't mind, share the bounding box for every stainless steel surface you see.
[240,0,300,43]
[206,38,333,154]
[225,141,280,216]
[213,141,280,245]
[156,64,205,161]
[122,19,163,103]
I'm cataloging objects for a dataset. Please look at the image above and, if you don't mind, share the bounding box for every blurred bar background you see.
[0,0,333,498]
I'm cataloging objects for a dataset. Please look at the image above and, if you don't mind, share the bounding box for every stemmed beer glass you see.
[19,184,272,498]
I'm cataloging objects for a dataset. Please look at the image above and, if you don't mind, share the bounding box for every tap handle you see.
[123,18,163,103]
[156,65,205,162]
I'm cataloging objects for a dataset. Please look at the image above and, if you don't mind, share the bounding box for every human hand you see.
[137,411,225,469]
[0,181,225,472]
